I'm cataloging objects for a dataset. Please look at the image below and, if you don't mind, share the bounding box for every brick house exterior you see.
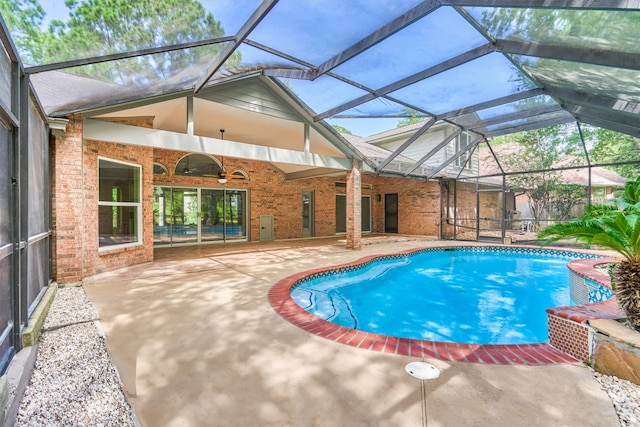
[52,115,458,282]
[51,112,479,282]
[47,75,501,283]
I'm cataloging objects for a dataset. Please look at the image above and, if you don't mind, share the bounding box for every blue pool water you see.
[291,248,585,345]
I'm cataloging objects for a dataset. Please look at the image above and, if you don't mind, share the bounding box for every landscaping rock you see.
[594,342,640,386]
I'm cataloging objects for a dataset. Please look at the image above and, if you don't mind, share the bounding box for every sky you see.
[327,117,402,137]
[38,0,69,27]
[28,0,416,136]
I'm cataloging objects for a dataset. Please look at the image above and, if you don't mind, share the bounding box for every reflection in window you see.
[98,158,141,248]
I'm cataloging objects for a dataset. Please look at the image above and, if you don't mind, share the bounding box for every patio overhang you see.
[84,119,356,172]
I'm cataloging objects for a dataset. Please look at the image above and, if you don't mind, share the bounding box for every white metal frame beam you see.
[485,115,573,137]
[467,105,562,130]
[439,88,544,120]
[564,103,640,130]
[578,116,640,138]
[545,86,640,116]
[24,36,235,74]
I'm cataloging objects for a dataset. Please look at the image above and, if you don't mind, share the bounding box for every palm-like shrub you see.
[538,177,640,331]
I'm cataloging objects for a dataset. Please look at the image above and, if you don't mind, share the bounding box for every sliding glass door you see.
[172,188,199,244]
[223,190,247,241]
[201,189,224,242]
[154,186,248,246]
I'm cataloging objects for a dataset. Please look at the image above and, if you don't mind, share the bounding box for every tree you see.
[6,0,238,85]
[550,184,587,220]
[332,125,352,135]
[500,126,582,230]
[478,8,640,49]
[0,0,46,64]
[396,108,426,128]
[538,177,640,331]
[581,127,640,180]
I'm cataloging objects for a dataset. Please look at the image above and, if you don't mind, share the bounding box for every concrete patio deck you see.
[83,236,619,427]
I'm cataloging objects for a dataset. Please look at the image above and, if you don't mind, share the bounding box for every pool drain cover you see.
[405,362,440,380]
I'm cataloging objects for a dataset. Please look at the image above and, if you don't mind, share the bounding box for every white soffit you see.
[84,118,353,170]
[92,95,345,157]
[93,97,187,133]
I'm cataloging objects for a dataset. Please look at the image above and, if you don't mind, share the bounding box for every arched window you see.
[174,154,223,177]
[153,163,168,175]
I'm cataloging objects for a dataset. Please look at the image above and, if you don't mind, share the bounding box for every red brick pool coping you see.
[267,247,622,365]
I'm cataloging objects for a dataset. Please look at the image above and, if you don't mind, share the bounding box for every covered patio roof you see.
[6,0,640,179]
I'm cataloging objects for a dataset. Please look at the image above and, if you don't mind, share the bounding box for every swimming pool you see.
[289,247,598,345]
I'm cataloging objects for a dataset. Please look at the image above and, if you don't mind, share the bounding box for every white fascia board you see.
[83,119,353,170]
[48,117,69,137]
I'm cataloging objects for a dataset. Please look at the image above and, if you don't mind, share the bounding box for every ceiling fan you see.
[218,171,246,179]
[202,129,247,182]
[183,157,196,174]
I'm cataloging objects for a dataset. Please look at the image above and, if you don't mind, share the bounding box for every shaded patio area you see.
[83,237,619,426]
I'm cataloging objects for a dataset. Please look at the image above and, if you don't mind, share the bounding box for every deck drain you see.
[405,362,440,427]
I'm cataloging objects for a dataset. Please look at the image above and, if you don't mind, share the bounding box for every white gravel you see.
[14,286,136,427]
[595,372,640,427]
[11,285,640,427]
[42,285,99,330]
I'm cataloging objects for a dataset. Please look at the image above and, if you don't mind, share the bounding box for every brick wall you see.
[53,119,445,279]
[346,164,362,249]
[152,149,361,240]
[83,138,154,277]
[52,117,155,282]
[547,314,590,362]
[374,176,440,235]
[52,116,84,283]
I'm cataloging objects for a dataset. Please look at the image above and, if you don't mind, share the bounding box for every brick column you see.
[52,116,84,283]
[346,160,362,250]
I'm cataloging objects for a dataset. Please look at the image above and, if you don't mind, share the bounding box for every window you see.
[153,162,168,175]
[455,132,472,169]
[335,182,372,189]
[174,153,222,177]
[98,158,141,249]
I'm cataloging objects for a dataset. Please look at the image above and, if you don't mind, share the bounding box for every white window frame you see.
[98,156,143,251]
[455,133,472,170]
